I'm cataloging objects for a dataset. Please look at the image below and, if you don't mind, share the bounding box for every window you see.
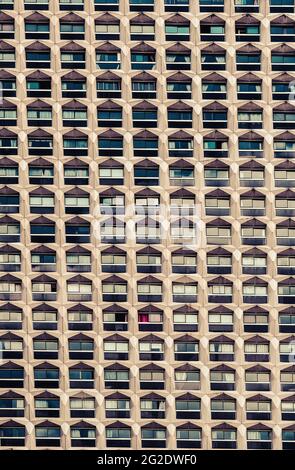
[33,340,58,351]
[63,139,87,149]
[272,55,295,64]
[140,371,164,382]
[240,169,264,181]
[209,313,233,324]
[67,283,91,294]
[98,110,122,120]
[206,198,230,208]
[136,255,161,266]
[0,282,21,293]
[206,227,231,238]
[172,255,196,266]
[104,341,128,352]
[0,167,18,178]
[33,310,57,323]
[0,310,22,322]
[242,256,266,267]
[61,53,84,63]
[96,53,120,69]
[137,284,162,295]
[26,52,50,62]
[172,284,197,295]
[0,52,15,61]
[282,402,295,412]
[35,398,59,409]
[99,168,123,178]
[139,342,163,353]
[168,83,192,93]
[60,0,84,3]
[0,340,22,351]
[238,112,262,122]
[139,312,162,324]
[0,368,24,381]
[203,111,227,121]
[211,400,235,411]
[65,196,89,207]
[166,53,190,64]
[69,369,93,381]
[0,426,25,439]
[205,169,228,179]
[103,283,127,294]
[0,398,24,409]
[66,254,90,265]
[173,312,198,324]
[244,313,268,324]
[280,342,295,354]
[97,81,120,91]
[0,110,16,119]
[281,371,295,385]
[0,253,20,264]
[71,428,95,439]
[177,429,201,441]
[245,372,270,383]
[210,343,234,353]
[100,196,124,207]
[64,168,88,178]
[69,398,95,411]
[32,282,55,293]
[212,430,236,441]
[68,311,92,323]
[69,341,93,353]
[245,343,269,354]
[0,224,19,235]
[62,110,87,120]
[235,0,259,5]
[210,371,235,383]
[131,25,154,34]
[247,400,271,412]
[60,25,84,33]
[207,256,231,266]
[34,369,59,381]
[168,113,192,125]
[237,54,260,64]
[141,399,165,410]
[35,427,60,438]
[175,371,200,382]
[274,113,295,122]
[170,168,194,180]
[176,400,200,411]
[30,196,54,207]
[29,138,52,148]
[104,370,129,381]
[277,228,295,238]
[106,428,130,439]
[165,26,189,35]
[247,430,271,441]
[239,142,262,152]
[278,285,295,296]
[238,83,261,93]
[96,25,119,34]
[105,399,129,411]
[168,139,193,151]
[174,342,198,353]
[63,81,86,91]
[25,24,49,33]
[274,141,295,151]
[242,227,265,238]
[141,429,165,439]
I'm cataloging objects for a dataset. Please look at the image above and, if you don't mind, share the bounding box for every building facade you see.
[0,0,294,450]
